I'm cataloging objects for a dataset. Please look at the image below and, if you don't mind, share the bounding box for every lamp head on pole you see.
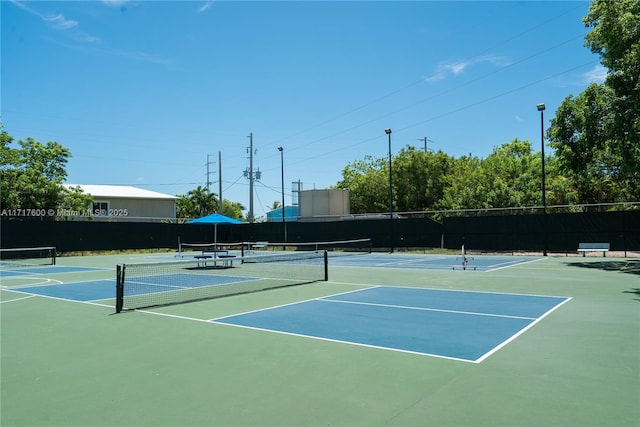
[277,146,283,152]
[384,128,392,135]
[537,103,546,111]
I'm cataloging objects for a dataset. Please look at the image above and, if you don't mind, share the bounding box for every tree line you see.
[337,140,557,214]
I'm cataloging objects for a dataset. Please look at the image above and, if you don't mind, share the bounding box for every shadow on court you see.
[622,288,640,302]
[566,259,640,276]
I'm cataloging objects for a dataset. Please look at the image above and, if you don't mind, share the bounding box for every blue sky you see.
[2,0,604,219]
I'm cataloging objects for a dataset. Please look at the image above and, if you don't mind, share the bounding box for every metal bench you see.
[217,254,236,267]
[194,255,212,267]
[253,241,269,251]
[577,243,610,257]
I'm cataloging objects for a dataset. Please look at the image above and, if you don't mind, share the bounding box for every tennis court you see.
[214,286,570,363]
[1,249,638,426]
[327,251,541,271]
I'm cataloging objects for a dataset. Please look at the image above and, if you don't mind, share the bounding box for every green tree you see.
[392,147,454,212]
[220,200,245,220]
[336,155,389,214]
[482,139,543,207]
[176,186,215,219]
[545,156,580,207]
[584,0,640,126]
[176,186,244,221]
[549,0,640,202]
[0,130,73,211]
[438,154,483,211]
[438,140,547,211]
[549,84,625,203]
[58,185,94,218]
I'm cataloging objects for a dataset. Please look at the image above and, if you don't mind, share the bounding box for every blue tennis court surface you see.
[7,274,259,303]
[213,286,570,363]
[0,266,106,277]
[327,253,542,271]
[8,279,117,302]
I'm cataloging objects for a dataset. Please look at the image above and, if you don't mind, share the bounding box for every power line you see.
[257,3,588,154]
[289,59,599,165]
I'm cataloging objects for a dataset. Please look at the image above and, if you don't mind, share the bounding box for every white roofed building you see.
[65,184,177,222]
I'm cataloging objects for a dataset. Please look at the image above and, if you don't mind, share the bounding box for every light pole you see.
[385,128,393,252]
[537,103,547,256]
[277,146,286,242]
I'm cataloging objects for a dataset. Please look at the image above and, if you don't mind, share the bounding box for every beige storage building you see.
[64,184,177,222]
[299,189,350,222]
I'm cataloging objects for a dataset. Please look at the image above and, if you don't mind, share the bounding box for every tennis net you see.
[115,250,328,312]
[243,238,372,255]
[0,246,56,269]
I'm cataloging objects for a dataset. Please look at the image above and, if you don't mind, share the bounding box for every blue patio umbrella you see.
[186,213,244,249]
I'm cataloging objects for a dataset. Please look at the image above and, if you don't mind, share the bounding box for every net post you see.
[52,247,57,265]
[115,264,125,313]
[324,250,328,281]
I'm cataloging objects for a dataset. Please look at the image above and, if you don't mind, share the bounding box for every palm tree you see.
[269,201,281,211]
[177,186,217,219]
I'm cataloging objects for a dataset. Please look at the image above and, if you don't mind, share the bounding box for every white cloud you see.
[197,1,215,14]
[583,65,607,84]
[425,55,511,83]
[442,61,468,75]
[83,35,102,44]
[46,13,78,30]
[10,1,77,30]
[13,0,169,64]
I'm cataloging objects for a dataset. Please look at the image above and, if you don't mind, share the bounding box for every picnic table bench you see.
[577,242,610,257]
[195,250,237,268]
[194,254,213,267]
[252,241,269,250]
[216,254,236,267]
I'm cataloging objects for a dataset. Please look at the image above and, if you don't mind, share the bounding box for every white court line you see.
[1,277,63,288]
[328,282,571,300]
[0,295,36,304]
[207,320,475,363]
[475,296,573,363]
[208,285,381,321]
[318,298,538,321]
[1,287,112,307]
[371,257,450,267]
[484,257,547,272]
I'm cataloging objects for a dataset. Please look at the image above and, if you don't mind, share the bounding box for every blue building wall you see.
[266,206,299,222]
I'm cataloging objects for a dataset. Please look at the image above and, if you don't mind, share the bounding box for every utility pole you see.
[206,154,216,192]
[243,133,261,223]
[248,133,253,223]
[244,133,261,223]
[418,137,433,153]
[218,151,223,213]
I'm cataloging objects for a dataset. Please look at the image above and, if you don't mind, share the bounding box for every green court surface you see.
[1,252,638,427]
